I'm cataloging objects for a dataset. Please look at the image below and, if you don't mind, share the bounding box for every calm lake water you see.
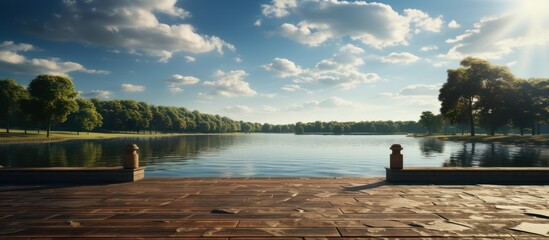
[1,134,548,177]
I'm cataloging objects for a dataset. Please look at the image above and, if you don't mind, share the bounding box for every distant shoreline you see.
[415,134,549,145]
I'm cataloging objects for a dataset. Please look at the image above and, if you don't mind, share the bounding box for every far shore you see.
[0,129,242,144]
[415,133,549,145]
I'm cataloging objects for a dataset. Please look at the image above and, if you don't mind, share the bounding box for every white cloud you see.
[121,83,145,92]
[262,0,297,18]
[506,61,517,66]
[266,0,410,48]
[281,84,303,91]
[203,70,257,97]
[166,74,199,94]
[404,9,444,33]
[265,44,380,90]
[80,90,113,99]
[263,58,303,77]
[0,41,109,75]
[289,96,358,110]
[420,45,438,52]
[28,0,234,62]
[380,52,420,64]
[260,105,278,112]
[448,20,461,29]
[184,56,196,63]
[381,84,441,108]
[263,1,448,49]
[234,57,242,63]
[254,19,262,26]
[225,105,253,114]
[441,13,549,59]
[398,84,441,96]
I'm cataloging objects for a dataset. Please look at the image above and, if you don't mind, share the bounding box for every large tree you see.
[0,79,28,133]
[439,57,517,136]
[27,75,79,137]
[65,98,103,134]
[418,111,443,135]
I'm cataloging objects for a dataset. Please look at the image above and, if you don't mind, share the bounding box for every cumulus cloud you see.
[441,13,549,59]
[380,52,420,64]
[254,19,262,26]
[404,9,444,33]
[203,70,257,97]
[262,0,297,18]
[263,58,303,77]
[265,44,380,90]
[27,0,234,62]
[448,20,461,29]
[234,57,242,63]
[0,41,109,75]
[80,90,113,99]
[262,1,447,48]
[420,45,438,52]
[121,83,145,92]
[184,56,196,63]
[166,74,199,94]
[265,0,409,48]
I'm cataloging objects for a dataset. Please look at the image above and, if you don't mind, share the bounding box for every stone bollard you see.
[123,144,139,169]
[390,144,403,170]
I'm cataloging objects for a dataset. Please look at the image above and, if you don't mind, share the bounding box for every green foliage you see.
[64,98,102,134]
[0,79,28,133]
[418,111,443,135]
[439,57,520,136]
[27,75,79,137]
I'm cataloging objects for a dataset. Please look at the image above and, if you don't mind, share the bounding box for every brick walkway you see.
[1,178,549,239]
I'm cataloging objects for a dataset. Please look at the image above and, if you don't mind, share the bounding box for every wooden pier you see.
[1,177,549,238]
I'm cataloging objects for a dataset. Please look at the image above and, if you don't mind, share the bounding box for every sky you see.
[1,0,548,124]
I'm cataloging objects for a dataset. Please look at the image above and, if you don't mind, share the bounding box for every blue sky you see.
[1,0,548,124]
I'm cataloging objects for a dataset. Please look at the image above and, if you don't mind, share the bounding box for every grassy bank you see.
[0,129,221,144]
[415,133,549,145]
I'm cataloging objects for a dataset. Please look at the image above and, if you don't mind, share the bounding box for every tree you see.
[66,98,102,134]
[27,75,79,137]
[332,124,343,135]
[0,79,28,133]
[439,57,517,136]
[294,122,304,134]
[418,111,443,135]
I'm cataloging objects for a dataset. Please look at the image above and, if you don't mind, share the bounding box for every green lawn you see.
[417,133,549,145]
[0,129,212,143]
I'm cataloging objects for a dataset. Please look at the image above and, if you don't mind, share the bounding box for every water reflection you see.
[0,135,548,177]
[419,138,444,157]
[442,142,548,167]
[0,135,239,168]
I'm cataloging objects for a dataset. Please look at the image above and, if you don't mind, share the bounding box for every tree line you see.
[294,120,425,134]
[423,57,548,136]
[0,75,300,136]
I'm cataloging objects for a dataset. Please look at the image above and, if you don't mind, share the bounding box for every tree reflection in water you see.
[0,135,239,168]
[443,142,547,167]
[419,138,444,157]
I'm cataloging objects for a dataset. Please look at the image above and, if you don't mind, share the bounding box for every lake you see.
[1,134,548,177]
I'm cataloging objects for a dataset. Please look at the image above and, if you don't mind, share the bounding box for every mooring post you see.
[390,144,403,170]
[123,144,139,169]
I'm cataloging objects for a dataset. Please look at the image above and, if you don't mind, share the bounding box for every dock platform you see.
[1,177,549,238]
